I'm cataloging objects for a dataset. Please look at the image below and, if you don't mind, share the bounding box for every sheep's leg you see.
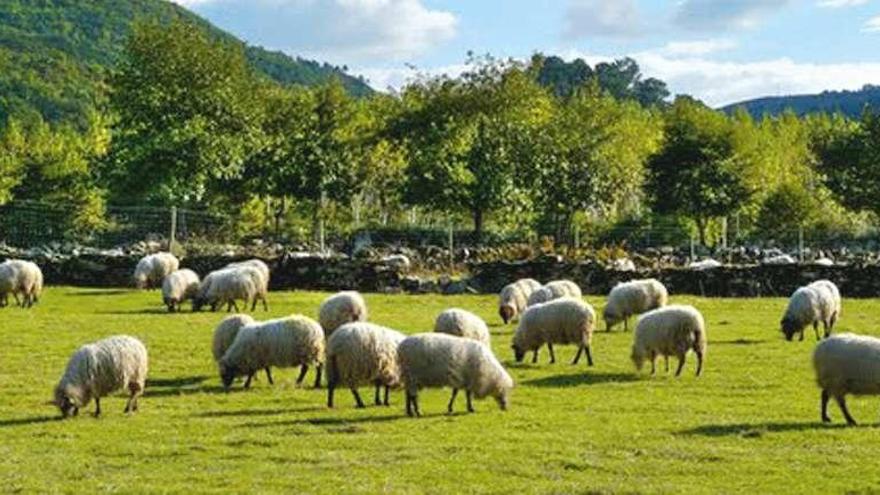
[836,395,857,426]
[665,356,670,373]
[624,318,628,332]
[374,381,382,406]
[124,382,142,413]
[823,320,831,339]
[695,350,703,377]
[650,351,656,375]
[383,385,390,406]
[93,397,101,418]
[821,390,831,423]
[251,297,257,311]
[12,292,21,307]
[674,354,687,377]
[265,367,274,385]
[72,407,79,417]
[313,364,323,389]
[572,345,583,365]
[296,365,308,386]
[350,387,366,408]
[327,382,336,408]
[262,296,269,312]
[244,373,254,389]
[799,328,805,341]
[813,322,821,341]
[465,391,474,413]
[447,388,458,413]
[531,348,539,364]
[412,394,421,417]
[547,343,556,364]
[405,394,414,417]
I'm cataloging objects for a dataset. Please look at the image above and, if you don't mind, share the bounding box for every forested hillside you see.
[722,85,880,118]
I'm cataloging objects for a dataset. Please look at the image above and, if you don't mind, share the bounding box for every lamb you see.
[326,322,406,409]
[498,278,541,324]
[0,259,42,308]
[527,280,582,307]
[161,269,200,312]
[813,333,880,426]
[51,335,148,418]
[398,333,513,417]
[318,291,368,338]
[631,305,706,377]
[513,297,595,365]
[603,278,668,332]
[133,252,179,289]
[218,315,324,390]
[194,266,268,312]
[434,308,491,346]
[211,314,272,388]
[780,280,841,341]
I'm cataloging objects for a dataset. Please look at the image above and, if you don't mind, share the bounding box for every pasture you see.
[1,288,880,493]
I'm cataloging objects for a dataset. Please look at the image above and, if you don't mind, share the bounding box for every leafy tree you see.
[755,183,817,240]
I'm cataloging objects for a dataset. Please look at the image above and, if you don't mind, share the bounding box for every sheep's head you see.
[603,307,621,332]
[499,305,515,325]
[630,347,646,371]
[219,363,238,390]
[780,317,800,341]
[192,297,207,312]
[495,390,509,411]
[164,297,176,313]
[52,387,79,418]
[511,344,525,363]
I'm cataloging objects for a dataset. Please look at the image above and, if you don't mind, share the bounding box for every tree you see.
[755,183,817,240]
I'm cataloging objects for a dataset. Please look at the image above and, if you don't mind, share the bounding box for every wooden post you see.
[448,221,454,270]
[798,226,804,263]
[169,206,177,253]
[721,217,728,250]
[690,234,696,262]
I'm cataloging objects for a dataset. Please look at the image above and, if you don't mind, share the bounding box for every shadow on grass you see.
[144,375,223,397]
[65,289,133,297]
[241,412,431,429]
[96,308,173,315]
[196,407,324,418]
[523,372,640,388]
[678,421,852,437]
[713,338,767,346]
[147,376,209,388]
[0,415,61,428]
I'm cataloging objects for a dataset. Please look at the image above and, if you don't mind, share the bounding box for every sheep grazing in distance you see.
[194,266,268,313]
[513,297,596,366]
[498,278,541,324]
[434,308,491,346]
[133,252,179,289]
[211,314,272,388]
[527,280,582,307]
[781,280,841,341]
[226,259,270,301]
[0,259,43,308]
[631,305,706,377]
[219,315,324,390]
[813,333,880,426]
[398,333,513,417]
[603,278,668,332]
[326,322,406,409]
[319,291,368,338]
[51,335,148,418]
[161,269,200,312]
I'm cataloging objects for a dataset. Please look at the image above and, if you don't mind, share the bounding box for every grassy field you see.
[1,287,880,493]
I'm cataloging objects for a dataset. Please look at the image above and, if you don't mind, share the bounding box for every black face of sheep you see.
[499,306,514,325]
[780,318,799,341]
[192,297,206,312]
[56,396,78,418]
[512,345,525,363]
[495,394,509,411]
[220,365,238,391]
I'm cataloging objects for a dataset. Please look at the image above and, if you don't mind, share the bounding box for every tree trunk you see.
[472,209,484,245]
[273,197,286,238]
[696,217,708,247]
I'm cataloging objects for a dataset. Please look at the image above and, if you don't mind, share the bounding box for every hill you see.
[0,0,372,128]
[721,85,880,118]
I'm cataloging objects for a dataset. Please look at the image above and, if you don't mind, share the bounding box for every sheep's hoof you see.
[822,416,831,423]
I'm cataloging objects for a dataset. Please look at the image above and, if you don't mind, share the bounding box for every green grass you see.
[2,288,880,493]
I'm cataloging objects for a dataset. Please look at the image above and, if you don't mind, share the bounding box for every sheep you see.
[51,335,148,418]
[0,261,18,307]
[161,269,200,312]
[226,259,270,298]
[813,333,880,426]
[398,333,513,417]
[603,278,668,332]
[434,308,491,346]
[218,315,324,390]
[211,314,274,388]
[193,266,267,313]
[326,322,406,409]
[513,297,595,365]
[318,291,368,338]
[780,280,841,341]
[631,305,706,377]
[527,280,582,307]
[133,252,179,289]
[498,278,541,324]
[610,258,636,272]
[0,259,42,308]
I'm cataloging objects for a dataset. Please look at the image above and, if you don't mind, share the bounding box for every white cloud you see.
[354,64,470,91]
[564,0,646,39]
[817,0,868,7]
[863,15,880,31]
[658,39,737,57]
[674,0,790,31]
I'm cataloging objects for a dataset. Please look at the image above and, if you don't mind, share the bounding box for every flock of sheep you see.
[13,251,876,426]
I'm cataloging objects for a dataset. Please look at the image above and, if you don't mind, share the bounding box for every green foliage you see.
[532,54,669,106]
[755,183,817,240]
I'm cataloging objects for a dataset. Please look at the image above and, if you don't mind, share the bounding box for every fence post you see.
[690,235,696,262]
[573,224,580,250]
[448,221,454,270]
[169,206,177,252]
[798,226,804,263]
[721,217,728,250]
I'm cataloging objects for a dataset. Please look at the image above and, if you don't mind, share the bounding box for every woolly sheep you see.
[194,266,268,312]
[813,333,880,426]
[631,305,706,377]
[498,278,541,324]
[513,297,595,365]
[527,280,582,307]
[398,333,513,416]
[0,259,42,308]
[219,315,324,390]
[780,280,841,341]
[603,278,668,332]
[434,308,491,346]
[211,314,274,388]
[161,269,200,312]
[133,252,179,289]
[326,322,406,409]
[318,291,368,338]
[52,335,148,418]
[226,259,270,295]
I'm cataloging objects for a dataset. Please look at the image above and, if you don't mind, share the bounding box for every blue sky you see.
[174,0,880,106]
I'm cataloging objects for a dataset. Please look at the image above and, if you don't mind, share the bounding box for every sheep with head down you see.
[631,305,706,377]
[780,280,840,341]
[498,278,541,324]
[133,252,179,289]
[513,297,595,365]
[603,278,668,332]
[526,280,582,307]
[813,333,880,426]
[434,308,490,346]
[319,291,368,338]
[325,322,406,409]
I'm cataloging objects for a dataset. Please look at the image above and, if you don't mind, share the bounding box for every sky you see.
[172,0,880,107]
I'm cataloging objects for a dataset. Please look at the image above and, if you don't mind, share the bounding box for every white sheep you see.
[603,278,668,332]
[326,322,406,408]
[219,315,324,390]
[610,258,636,272]
[780,280,841,341]
[211,314,274,388]
[513,297,595,365]
[498,278,541,324]
[398,333,513,416]
[527,280,582,307]
[813,333,880,426]
[0,259,42,308]
[194,266,267,312]
[161,269,200,312]
[631,305,706,377]
[318,291,368,338]
[51,335,148,418]
[226,259,270,297]
[434,308,490,346]
[133,252,179,289]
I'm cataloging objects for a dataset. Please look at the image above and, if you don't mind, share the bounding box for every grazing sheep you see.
[194,266,267,313]
[513,297,595,365]
[631,305,706,377]
[211,314,273,388]
[498,278,541,324]
[326,322,406,409]
[219,315,324,390]
[434,308,491,346]
[0,259,42,308]
[398,333,513,417]
[527,280,582,307]
[813,333,880,426]
[603,278,668,332]
[161,269,200,312]
[318,291,368,338]
[226,259,270,299]
[780,280,841,341]
[52,335,148,418]
[133,252,179,289]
